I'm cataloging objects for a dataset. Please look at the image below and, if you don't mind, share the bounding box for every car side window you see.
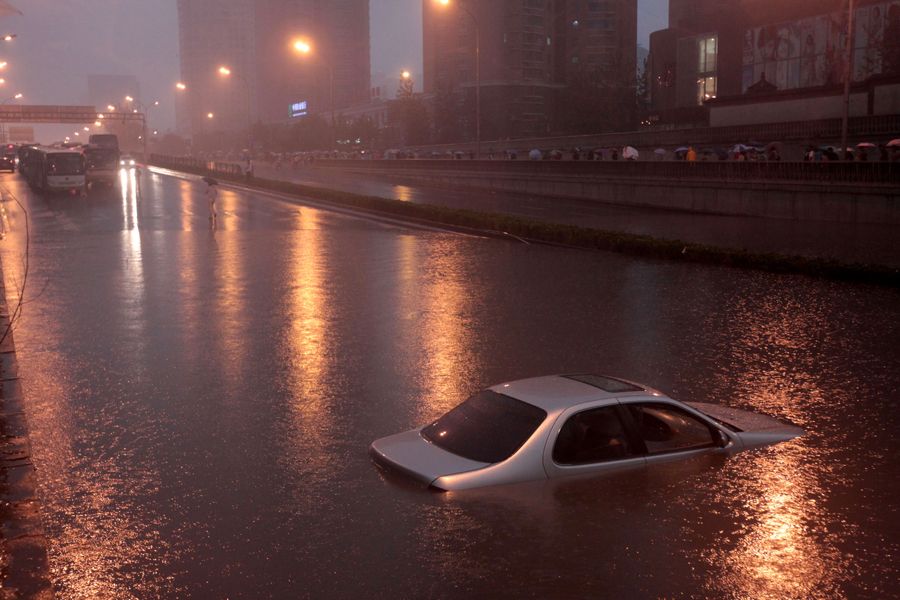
[625,403,715,454]
[553,407,636,465]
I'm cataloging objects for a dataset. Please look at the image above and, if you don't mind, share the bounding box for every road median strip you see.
[150,160,900,287]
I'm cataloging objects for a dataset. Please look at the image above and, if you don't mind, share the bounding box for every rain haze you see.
[2,0,668,142]
[2,0,898,599]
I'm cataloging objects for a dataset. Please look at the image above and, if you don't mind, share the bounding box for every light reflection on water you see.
[1,172,897,598]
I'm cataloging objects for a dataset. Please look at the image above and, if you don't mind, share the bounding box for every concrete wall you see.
[316,162,900,225]
[710,92,870,127]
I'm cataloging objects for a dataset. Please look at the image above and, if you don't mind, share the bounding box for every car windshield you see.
[421,390,547,463]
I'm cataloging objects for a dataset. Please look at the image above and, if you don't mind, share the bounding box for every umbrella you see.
[730,144,749,153]
[654,148,667,155]
[885,139,900,147]
[674,146,689,153]
[202,176,219,186]
[622,146,639,160]
[856,142,877,148]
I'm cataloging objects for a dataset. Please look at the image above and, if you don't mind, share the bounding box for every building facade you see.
[177,0,370,139]
[177,0,256,138]
[423,0,637,141]
[647,0,900,127]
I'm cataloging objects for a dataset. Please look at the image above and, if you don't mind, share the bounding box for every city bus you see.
[83,143,120,188]
[25,147,86,194]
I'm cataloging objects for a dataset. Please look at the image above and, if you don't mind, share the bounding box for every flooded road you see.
[0,169,898,599]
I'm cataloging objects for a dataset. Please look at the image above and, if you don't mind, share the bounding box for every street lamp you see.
[125,96,160,160]
[217,64,253,152]
[293,38,336,148]
[435,0,481,158]
[176,82,187,91]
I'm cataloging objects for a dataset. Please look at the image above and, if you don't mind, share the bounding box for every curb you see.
[0,256,54,599]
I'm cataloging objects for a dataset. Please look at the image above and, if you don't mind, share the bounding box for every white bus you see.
[25,147,86,194]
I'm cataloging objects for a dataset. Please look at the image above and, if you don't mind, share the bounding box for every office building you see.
[423,0,637,140]
[178,0,370,136]
[647,0,900,127]
[177,0,256,138]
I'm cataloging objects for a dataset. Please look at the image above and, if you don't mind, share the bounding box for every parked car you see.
[370,374,803,491]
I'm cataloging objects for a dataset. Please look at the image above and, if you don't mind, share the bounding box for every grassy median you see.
[153,161,900,287]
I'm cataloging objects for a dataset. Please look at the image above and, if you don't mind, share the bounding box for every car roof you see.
[490,374,653,414]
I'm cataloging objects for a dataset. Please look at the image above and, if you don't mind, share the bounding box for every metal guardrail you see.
[312,158,900,185]
[405,115,900,155]
[151,154,243,177]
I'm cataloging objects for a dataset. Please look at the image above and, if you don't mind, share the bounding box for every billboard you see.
[290,100,309,118]
[743,0,900,92]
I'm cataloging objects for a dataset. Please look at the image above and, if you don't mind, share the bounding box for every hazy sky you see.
[3,0,667,139]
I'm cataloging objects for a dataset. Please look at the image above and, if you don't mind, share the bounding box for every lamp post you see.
[436,0,481,158]
[217,65,254,153]
[0,92,22,144]
[125,96,159,160]
[293,39,335,149]
[840,0,855,161]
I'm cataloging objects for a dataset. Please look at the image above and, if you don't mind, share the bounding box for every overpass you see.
[0,105,144,124]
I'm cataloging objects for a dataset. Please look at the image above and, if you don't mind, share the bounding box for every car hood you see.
[687,402,803,450]
[370,428,490,487]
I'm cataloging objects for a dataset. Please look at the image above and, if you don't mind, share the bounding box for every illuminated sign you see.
[290,100,308,118]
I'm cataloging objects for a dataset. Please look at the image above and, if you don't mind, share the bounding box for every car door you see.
[617,400,726,465]
[543,404,646,479]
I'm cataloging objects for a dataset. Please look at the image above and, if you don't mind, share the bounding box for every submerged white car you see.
[370,375,803,491]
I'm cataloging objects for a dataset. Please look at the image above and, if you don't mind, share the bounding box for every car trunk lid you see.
[370,428,490,486]
[687,402,803,450]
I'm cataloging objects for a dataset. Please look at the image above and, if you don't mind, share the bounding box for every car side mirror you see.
[714,429,729,448]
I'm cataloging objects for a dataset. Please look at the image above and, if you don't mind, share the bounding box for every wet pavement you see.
[253,162,900,268]
[0,168,898,598]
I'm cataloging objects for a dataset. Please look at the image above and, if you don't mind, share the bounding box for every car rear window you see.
[421,390,547,464]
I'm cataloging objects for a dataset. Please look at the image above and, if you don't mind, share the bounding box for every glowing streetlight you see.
[207,112,214,119]
[218,66,231,77]
[94,121,101,126]
[0,62,7,69]
[293,36,336,145]
[434,0,481,158]
[83,126,90,131]
[401,70,411,80]
[2,35,15,42]
[12,92,21,99]
[125,95,134,103]
[176,82,187,91]
[107,104,116,111]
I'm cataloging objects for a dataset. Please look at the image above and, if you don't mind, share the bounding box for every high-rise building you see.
[178,0,370,137]
[177,0,256,138]
[423,0,637,141]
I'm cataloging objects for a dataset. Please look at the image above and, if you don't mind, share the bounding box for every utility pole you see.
[840,0,855,161]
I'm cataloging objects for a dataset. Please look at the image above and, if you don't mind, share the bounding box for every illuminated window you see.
[696,35,718,104]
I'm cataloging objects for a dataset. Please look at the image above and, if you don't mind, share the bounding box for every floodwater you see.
[0,169,897,599]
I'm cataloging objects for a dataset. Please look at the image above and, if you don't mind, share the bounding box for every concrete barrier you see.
[310,160,900,224]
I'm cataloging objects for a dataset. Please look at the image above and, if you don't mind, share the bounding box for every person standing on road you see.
[686,146,698,162]
[206,180,218,225]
